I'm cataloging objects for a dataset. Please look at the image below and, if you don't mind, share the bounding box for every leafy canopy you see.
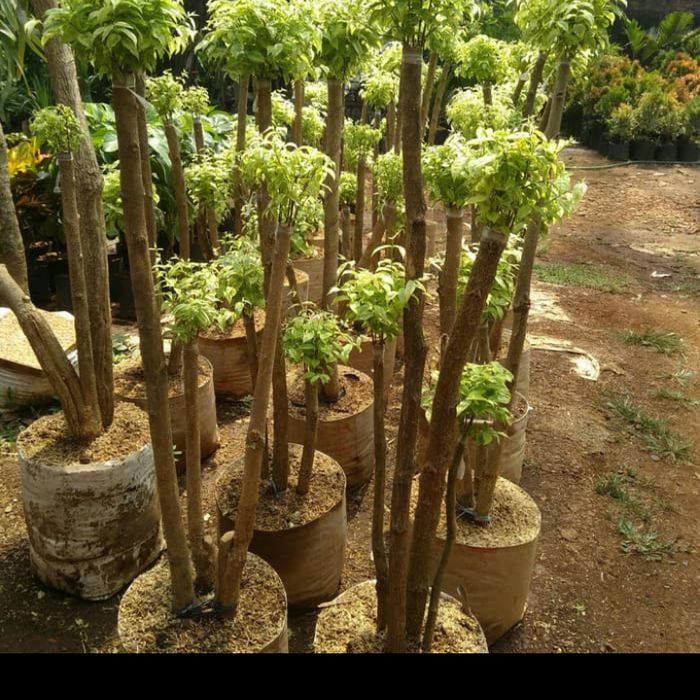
[446,87,517,138]
[31,104,82,154]
[181,85,210,117]
[146,70,183,121]
[423,134,473,209]
[360,69,399,109]
[334,259,422,341]
[43,0,193,78]
[283,305,357,384]
[215,236,266,322]
[339,171,358,207]
[455,34,508,86]
[344,119,382,169]
[423,361,513,445]
[184,151,232,219]
[372,151,404,205]
[201,0,319,81]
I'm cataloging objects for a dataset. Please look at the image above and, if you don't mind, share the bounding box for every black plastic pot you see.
[678,138,700,163]
[28,263,52,305]
[115,271,137,321]
[655,142,678,163]
[608,141,630,162]
[108,255,123,303]
[630,140,656,161]
[598,135,611,157]
[46,255,68,293]
[54,273,72,312]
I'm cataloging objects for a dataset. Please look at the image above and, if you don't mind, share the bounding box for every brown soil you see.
[288,365,373,420]
[113,355,212,400]
[216,443,345,531]
[16,402,149,467]
[199,308,265,341]
[313,580,487,653]
[118,554,286,653]
[1,146,699,653]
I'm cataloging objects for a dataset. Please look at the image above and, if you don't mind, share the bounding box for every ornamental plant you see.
[334,258,422,630]
[632,90,685,143]
[606,103,636,143]
[282,306,356,494]
[446,87,515,139]
[339,171,357,259]
[455,34,508,105]
[290,197,325,259]
[271,90,296,130]
[682,96,700,142]
[44,0,199,614]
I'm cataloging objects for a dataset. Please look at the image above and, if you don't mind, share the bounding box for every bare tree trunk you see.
[386,102,396,153]
[112,75,195,613]
[216,222,292,617]
[57,154,102,437]
[271,337,289,490]
[360,100,369,124]
[354,155,367,261]
[0,266,95,439]
[205,207,220,254]
[438,207,464,337]
[421,53,438,138]
[538,98,552,133]
[184,340,213,590]
[34,0,113,427]
[406,227,507,639]
[341,205,352,260]
[421,417,471,652]
[428,62,450,146]
[164,122,191,260]
[545,58,572,140]
[358,205,389,270]
[0,123,28,293]
[394,107,403,154]
[470,205,481,243]
[242,309,259,391]
[522,51,547,119]
[293,79,304,146]
[372,112,381,228]
[320,364,341,403]
[296,376,318,496]
[323,78,343,309]
[135,73,158,255]
[474,424,507,519]
[386,44,428,653]
[512,75,527,106]
[371,340,389,632]
[233,74,249,237]
[256,79,274,277]
[482,84,493,107]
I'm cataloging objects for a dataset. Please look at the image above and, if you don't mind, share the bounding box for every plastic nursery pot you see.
[216,444,347,608]
[292,249,324,305]
[199,309,264,399]
[655,142,678,163]
[596,134,610,157]
[54,273,72,313]
[427,477,541,646]
[113,355,219,470]
[115,270,137,321]
[28,263,52,305]
[108,255,123,304]
[678,138,700,163]
[630,140,657,161]
[346,335,397,398]
[608,141,630,162]
[287,366,374,489]
[118,552,288,653]
[17,402,164,600]
[312,580,489,653]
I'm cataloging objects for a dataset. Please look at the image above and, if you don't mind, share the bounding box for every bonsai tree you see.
[282,305,356,494]
[156,257,219,590]
[455,34,508,107]
[334,258,421,630]
[419,360,513,649]
[217,131,333,614]
[344,119,382,263]
[44,0,197,612]
[316,0,379,308]
[146,72,192,259]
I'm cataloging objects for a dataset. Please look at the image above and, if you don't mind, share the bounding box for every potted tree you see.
[338,171,357,259]
[1,104,162,601]
[605,102,635,161]
[679,96,700,162]
[455,34,508,107]
[216,304,353,607]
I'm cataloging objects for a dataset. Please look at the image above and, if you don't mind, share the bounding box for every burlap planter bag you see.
[17,404,163,600]
[118,554,288,653]
[313,580,489,653]
[346,336,397,398]
[215,444,347,608]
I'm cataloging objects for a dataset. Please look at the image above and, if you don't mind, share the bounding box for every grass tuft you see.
[535,261,632,293]
[617,328,684,355]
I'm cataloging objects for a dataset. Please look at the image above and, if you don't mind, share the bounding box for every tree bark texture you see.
[522,51,547,119]
[438,208,464,337]
[164,122,191,260]
[233,74,249,237]
[420,53,438,138]
[545,58,572,140]
[353,155,367,262]
[428,62,451,146]
[296,376,318,496]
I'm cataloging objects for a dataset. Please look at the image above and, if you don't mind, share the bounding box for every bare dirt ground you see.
[1,146,698,653]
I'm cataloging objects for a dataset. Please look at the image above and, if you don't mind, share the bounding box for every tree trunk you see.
[438,207,464,337]
[293,79,304,146]
[522,51,547,119]
[394,107,403,154]
[341,205,352,260]
[538,98,552,133]
[512,74,527,106]
[256,79,274,276]
[164,122,191,260]
[0,265,94,439]
[0,123,29,294]
[371,340,389,632]
[296,376,318,496]
[135,73,158,255]
[421,417,471,652]
[271,336,289,491]
[386,102,396,153]
[184,339,213,590]
[233,74,249,237]
[320,364,341,403]
[545,58,572,140]
[386,44,428,653]
[242,309,259,391]
[322,78,343,309]
[34,0,113,428]
[505,215,541,401]
[353,155,366,261]
[372,112,381,228]
[216,222,292,617]
[428,62,451,146]
[406,227,507,639]
[112,75,195,613]
[357,204,389,270]
[57,155,102,437]
[205,207,220,254]
[474,422,507,519]
[421,53,438,138]
[482,84,493,107]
